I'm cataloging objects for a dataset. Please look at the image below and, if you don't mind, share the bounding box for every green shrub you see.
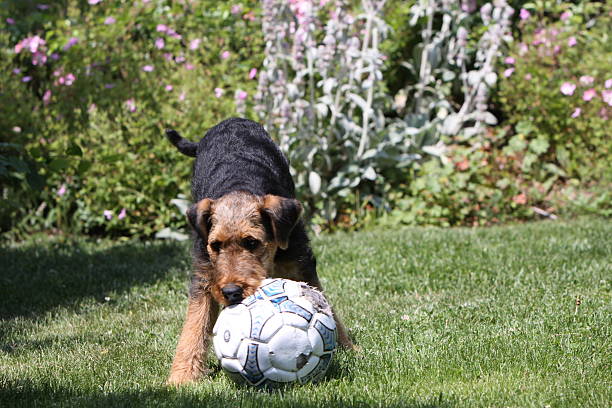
[1,0,263,238]
[496,3,611,183]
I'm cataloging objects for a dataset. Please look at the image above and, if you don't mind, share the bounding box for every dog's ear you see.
[262,195,303,250]
[187,198,214,242]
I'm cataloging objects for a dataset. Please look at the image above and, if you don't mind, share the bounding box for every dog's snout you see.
[221,284,244,305]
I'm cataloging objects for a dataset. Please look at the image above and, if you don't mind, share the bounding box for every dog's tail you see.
[165,129,197,157]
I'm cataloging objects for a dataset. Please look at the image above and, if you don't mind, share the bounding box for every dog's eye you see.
[241,237,261,251]
[209,241,221,253]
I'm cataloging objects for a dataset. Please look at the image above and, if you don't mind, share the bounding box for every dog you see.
[165,117,353,385]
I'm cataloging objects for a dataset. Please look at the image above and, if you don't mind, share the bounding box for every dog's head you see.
[187,191,302,305]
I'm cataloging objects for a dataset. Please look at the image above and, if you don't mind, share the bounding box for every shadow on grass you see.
[0,238,190,320]
[0,378,456,408]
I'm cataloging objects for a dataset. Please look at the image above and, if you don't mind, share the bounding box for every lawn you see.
[1,218,610,407]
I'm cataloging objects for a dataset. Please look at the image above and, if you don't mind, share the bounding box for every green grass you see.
[1,218,610,407]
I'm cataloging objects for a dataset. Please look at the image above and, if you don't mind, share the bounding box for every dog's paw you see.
[166,367,211,387]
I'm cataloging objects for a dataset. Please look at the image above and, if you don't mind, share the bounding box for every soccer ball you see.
[212,278,337,387]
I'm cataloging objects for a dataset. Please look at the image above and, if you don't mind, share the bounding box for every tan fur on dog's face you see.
[202,192,276,305]
[187,191,303,306]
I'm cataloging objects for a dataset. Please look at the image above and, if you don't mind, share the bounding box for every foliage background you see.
[1,0,610,239]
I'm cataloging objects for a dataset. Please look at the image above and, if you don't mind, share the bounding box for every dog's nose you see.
[221,284,244,305]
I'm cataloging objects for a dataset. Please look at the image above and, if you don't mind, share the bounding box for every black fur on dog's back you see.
[166,117,295,202]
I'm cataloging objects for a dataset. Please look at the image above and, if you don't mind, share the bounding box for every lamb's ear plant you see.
[255,0,390,223]
[255,0,514,225]
[398,0,514,141]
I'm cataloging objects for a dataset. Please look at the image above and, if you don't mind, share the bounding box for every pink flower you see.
[604,79,612,89]
[248,68,257,79]
[571,108,581,118]
[57,184,67,196]
[63,73,76,86]
[519,8,531,20]
[104,16,116,25]
[155,38,165,49]
[560,11,571,21]
[567,36,577,47]
[582,88,597,101]
[156,24,168,33]
[579,76,594,85]
[518,43,529,56]
[184,63,194,70]
[125,98,136,112]
[6,18,15,24]
[165,84,173,91]
[221,50,230,60]
[167,28,182,40]
[236,90,248,101]
[243,11,256,21]
[461,0,477,13]
[179,91,186,101]
[560,82,576,96]
[103,210,113,220]
[504,57,515,65]
[142,65,154,72]
[189,39,201,50]
[524,74,532,81]
[231,4,242,14]
[89,0,103,4]
[602,90,612,106]
[43,89,52,105]
[214,87,224,98]
[118,208,127,220]
[503,68,514,78]
[175,55,185,63]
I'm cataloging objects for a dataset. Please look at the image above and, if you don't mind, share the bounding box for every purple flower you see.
[51,52,59,60]
[461,0,477,14]
[31,52,47,66]
[37,4,50,10]
[57,184,67,196]
[582,88,596,101]
[43,89,52,105]
[503,68,514,78]
[63,37,79,51]
[221,50,230,60]
[519,8,531,20]
[104,16,116,25]
[214,87,224,98]
[13,68,21,74]
[22,76,32,82]
[88,0,103,5]
[605,79,612,89]
[189,39,201,50]
[601,90,612,106]
[175,55,185,63]
[249,68,258,79]
[560,82,576,96]
[6,17,15,24]
[125,98,136,112]
[567,36,577,47]
[142,65,154,72]
[103,210,113,220]
[104,83,116,89]
[571,108,581,118]
[155,38,165,49]
[165,84,173,91]
[156,24,168,33]
[118,208,127,220]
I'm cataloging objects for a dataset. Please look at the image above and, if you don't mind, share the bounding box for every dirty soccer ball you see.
[212,278,337,387]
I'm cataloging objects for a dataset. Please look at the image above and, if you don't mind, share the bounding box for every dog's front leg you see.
[167,289,219,386]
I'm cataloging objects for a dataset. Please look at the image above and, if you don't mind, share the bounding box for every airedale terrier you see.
[165,118,353,386]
